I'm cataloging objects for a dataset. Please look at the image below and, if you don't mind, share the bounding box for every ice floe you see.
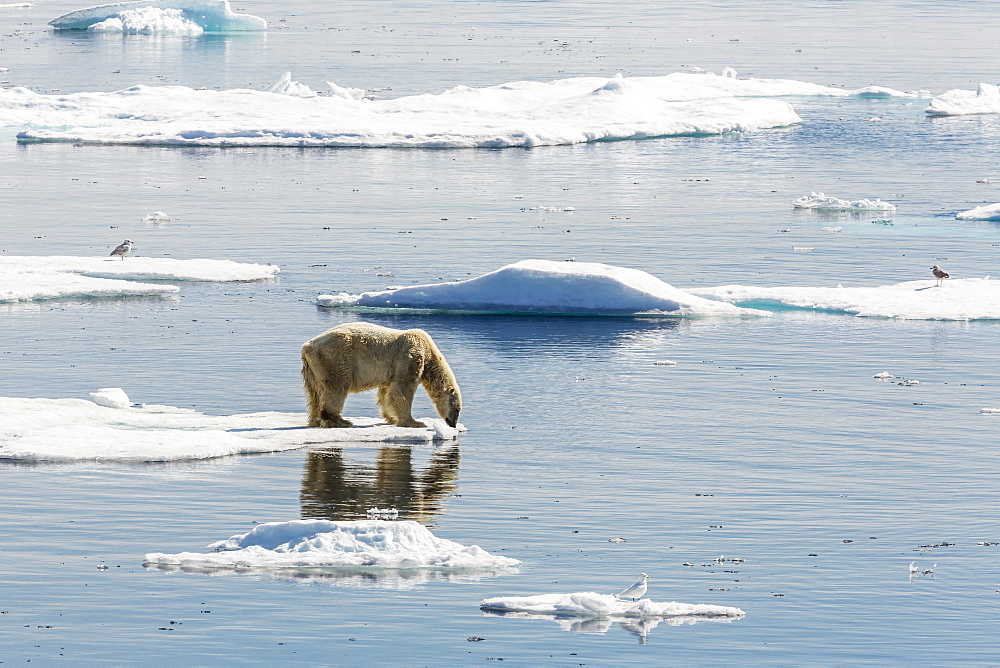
[480,592,744,623]
[695,278,1000,320]
[793,192,897,212]
[141,210,171,223]
[926,83,1000,117]
[317,259,766,317]
[0,2,34,7]
[0,255,278,302]
[980,408,1000,415]
[142,519,520,573]
[0,394,465,462]
[955,203,1000,221]
[49,0,266,32]
[3,71,909,148]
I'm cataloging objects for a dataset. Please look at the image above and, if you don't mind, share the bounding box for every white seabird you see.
[616,573,650,601]
[110,239,133,260]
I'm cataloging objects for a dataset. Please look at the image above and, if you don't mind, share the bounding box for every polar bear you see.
[301,322,462,429]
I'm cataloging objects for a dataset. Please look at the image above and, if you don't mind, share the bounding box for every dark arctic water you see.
[2,0,1000,664]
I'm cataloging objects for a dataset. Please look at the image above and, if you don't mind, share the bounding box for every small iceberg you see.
[0,255,278,303]
[793,192,896,212]
[694,277,1000,320]
[49,0,266,32]
[143,519,521,572]
[0,394,465,462]
[317,260,767,317]
[926,83,1000,117]
[956,203,1000,221]
[480,592,744,622]
[141,211,171,223]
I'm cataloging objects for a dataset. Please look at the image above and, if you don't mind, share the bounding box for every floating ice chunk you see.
[49,0,266,32]
[722,67,738,79]
[980,408,1000,415]
[793,247,814,252]
[821,226,842,233]
[0,255,278,282]
[0,395,466,462]
[0,270,179,302]
[366,507,399,519]
[143,519,520,571]
[141,210,170,223]
[0,2,34,7]
[695,277,1000,320]
[926,83,1000,117]
[873,372,894,379]
[480,592,744,621]
[267,72,317,98]
[89,387,131,409]
[317,259,767,317]
[956,203,1000,221]
[793,192,896,212]
[653,360,677,366]
[87,7,203,34]
[327,81,366,101]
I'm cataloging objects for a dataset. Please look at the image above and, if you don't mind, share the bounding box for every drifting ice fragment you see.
[480,592,744,621]
[49,0,267,32]
[793,192,896,212]
[141,210,170,223]
[366,507,400,519]
[873,372,894,379]
[980,408,1000,415]
[143,519,521,571]
[653,360,678,366]
[955,203,1000,221]
[89,387,131,409]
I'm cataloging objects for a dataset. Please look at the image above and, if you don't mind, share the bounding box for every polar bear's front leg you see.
[379,381,427,428]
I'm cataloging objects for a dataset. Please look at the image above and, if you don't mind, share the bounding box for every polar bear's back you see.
[302,322,434,391]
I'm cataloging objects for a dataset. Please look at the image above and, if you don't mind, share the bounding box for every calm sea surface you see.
[2,1,1000,664]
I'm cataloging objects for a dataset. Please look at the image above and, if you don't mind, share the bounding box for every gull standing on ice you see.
[616,573,650,601]
[110,239,133,260]
[930,265,949,286]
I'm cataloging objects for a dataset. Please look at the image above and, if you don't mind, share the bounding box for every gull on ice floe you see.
[616,573,650,601]
[930,265,949,286]
[109,239,132,260]
[317,259,767,317]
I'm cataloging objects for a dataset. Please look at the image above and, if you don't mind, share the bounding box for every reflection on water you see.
[332,312,685,355]
[145,563,513,589]
[300,444,460,526]
[481,610,741,644]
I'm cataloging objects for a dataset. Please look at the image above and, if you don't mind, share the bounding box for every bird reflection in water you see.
[300,444,460,527]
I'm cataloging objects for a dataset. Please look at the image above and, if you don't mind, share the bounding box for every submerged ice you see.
[49,0,266,32]
[695,278,1000,321]
[317,259,766,317]
[143,519,520,571]
[0,394,465,462]
[3,71,908,149]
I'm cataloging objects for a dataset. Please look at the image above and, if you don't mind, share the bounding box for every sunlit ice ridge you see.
[5,70,912,149]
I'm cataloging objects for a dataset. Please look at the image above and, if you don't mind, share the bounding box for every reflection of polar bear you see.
[301,322,462,429]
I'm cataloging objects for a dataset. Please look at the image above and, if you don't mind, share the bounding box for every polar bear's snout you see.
[443,391,461,428]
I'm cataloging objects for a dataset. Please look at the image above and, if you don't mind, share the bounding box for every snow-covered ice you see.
[480,592,744,622]
[0,395,466,462]
[88,387,131,409]
[926,83,1000,117]
[143,519,520,573]
[793,192,897,212]
[3,71,909,148]
[980,408,1000,415]
[317,259,767,317]
[49,0,266,32]
[0,3,34,7]
[955,203,1000,221]
[0,255,277,302]
[695,278,1000,320]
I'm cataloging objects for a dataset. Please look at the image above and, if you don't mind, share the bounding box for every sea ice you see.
[480,592,744,621]
[49,0,266,32]
[0,2,34,7]
[0,255,278,302]
[142,519,520,572]
[694,278,1000,320]
[955,203,1000,221]
[926,83,1000,117]
[89,387,131,409]
[793,192,897,212]
[0,395,466,462]
[3,71,905,148]
[980,408,1000,415]
[317,259,766,317]
[267,72,318,98]
[141,210,171,222]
